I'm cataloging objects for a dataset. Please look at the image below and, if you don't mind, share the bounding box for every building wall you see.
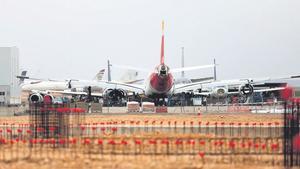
[0,85,9,105]
[0,47,21,105]
[0,48,11,85]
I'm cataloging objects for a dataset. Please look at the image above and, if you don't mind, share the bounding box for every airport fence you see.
[0,119,285,166]
[283,99,300,167]
[0,100,299,167]
[0,135,282,163]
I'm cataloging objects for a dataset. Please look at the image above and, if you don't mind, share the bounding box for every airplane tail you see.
[160,21,165,65]
[94,69,105,81]
[16,70,28,84]
[119,70,144,84]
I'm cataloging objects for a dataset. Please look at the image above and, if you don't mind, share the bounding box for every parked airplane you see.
[34,21,300,105]
[20,69,106,92]
[18,68,143,103]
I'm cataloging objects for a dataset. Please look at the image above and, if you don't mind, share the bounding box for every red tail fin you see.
[160,21,165,64]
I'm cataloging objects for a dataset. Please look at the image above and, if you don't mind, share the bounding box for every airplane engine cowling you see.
[104,89,127,103]
[239,83,254,96]
[29,93,44,103]
[29,93,55,103]
[212,87,227,97]
[43,94,54,104]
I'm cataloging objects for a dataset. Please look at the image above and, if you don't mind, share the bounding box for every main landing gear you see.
[153,97,167,106]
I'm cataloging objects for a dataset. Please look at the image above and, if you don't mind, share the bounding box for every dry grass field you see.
[0,155,283,169]
[0,112,285,169]
[0,113,283,125]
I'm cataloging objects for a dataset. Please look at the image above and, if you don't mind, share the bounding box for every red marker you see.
[135,140,142,145]
[175,139,183,145]
[198,152,205,158]
[98,139,103,145]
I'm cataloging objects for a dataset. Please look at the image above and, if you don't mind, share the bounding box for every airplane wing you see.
[119,69,144,84]
[48,81,144,97]
[219,74,300,86]
[121,79,144,84]
[112,64,150,72]
[174,80,214,94]
[113,64,215,74]
[225,87,286,95]
[254,75,300,82]
[174,74,300,96]
[49,90,103,97]
[190,77,214,83]
[175,82,287,96]
[170,64,215,73]
[254,87,286,93]
[215,74,300,91]
[104,81,145,93]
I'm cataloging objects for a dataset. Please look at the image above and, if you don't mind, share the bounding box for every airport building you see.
[0,47,21,105]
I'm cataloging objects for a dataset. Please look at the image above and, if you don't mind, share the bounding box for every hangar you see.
[0,47,21,105]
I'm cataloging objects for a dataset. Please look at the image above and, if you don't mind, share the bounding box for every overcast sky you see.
[0,0,299,81]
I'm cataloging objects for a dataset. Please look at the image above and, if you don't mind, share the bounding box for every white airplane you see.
[192,77,299,98]
[38,21,300,105]
[18,68,143,102]
[19,69,106,92]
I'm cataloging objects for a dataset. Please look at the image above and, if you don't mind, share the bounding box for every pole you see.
[181,47,184,78]
[213,58,217,81]
[107,60,112,82]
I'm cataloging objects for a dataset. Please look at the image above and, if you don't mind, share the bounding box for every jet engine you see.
[29,93,54,103]
[104,89,127,105]
[211,87,227,97]
[43,94,54,103]
[239,83,254,96]
[29,93,44,103]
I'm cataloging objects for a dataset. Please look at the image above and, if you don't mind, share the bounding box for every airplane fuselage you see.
[145,64,174,97]
[21,81,67,92]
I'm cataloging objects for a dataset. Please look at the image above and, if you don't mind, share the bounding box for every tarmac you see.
[0,102,284,116]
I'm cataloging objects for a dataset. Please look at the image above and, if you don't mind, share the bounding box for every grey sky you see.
[0,0,299,81]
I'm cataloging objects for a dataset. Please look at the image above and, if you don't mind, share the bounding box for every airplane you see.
[18,68,142,103]
[20,69,106,92]
[17,69,105,103]
[40,21,218,105]
[36,21,300,106]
